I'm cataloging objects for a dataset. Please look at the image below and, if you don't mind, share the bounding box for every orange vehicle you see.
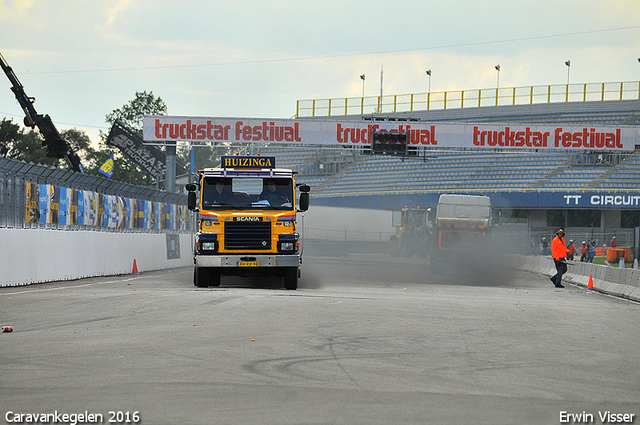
[391,207,434,257]
[186,156,310,289]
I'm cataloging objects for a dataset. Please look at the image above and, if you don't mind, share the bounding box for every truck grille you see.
[224,221,271,250]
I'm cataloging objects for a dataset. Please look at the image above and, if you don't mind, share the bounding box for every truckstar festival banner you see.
[143,116,640,151]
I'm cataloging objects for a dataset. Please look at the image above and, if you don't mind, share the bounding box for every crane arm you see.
[1,52,83,173]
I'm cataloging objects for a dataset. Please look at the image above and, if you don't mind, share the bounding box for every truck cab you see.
[435,194,492,250]
[391,207,433,257]
[186,156,309,289]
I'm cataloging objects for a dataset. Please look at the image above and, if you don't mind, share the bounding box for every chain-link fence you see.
[0,156,189,232]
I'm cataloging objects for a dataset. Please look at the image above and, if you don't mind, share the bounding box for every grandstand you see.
[264,147,640,200]
[258,98,640,206]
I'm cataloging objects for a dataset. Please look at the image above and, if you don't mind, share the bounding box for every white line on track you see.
[2,275,146,295]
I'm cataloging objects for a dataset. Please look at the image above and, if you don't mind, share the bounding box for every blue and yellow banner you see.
[99,155,115,178]
[25,182,189,231]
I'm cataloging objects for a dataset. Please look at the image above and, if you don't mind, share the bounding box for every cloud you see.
[103,0,133,27]
[0,0,37,20]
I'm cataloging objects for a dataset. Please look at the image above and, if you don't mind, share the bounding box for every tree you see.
[0,118,21,157]
[1,117,99,171]
[0,117,59,167]
[61,128,98,172]
[177,142,233,174]
[98,91,168,185]
[9,128,60,167]
[104,90,167,133]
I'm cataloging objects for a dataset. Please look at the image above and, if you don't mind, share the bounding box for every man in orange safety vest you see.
[550,228,568,288]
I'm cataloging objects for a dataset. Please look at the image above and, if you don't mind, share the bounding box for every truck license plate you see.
[238,261,259,267]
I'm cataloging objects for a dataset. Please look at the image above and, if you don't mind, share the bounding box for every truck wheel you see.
[400,234,412,257]
[390,235,399,257]
[195,267,210,288]
[284,268,298,290]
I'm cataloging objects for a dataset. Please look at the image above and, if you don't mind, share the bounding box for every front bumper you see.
[195,254,301,268]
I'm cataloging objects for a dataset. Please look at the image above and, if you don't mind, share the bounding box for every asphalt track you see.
[1,253,639,425]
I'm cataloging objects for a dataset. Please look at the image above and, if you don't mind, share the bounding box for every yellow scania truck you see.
[186,156,310,289]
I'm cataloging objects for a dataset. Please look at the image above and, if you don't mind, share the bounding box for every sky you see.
[1,0,640,146]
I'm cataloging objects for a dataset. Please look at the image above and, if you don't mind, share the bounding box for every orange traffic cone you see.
[587,273,594,290]
[132,259,139,275]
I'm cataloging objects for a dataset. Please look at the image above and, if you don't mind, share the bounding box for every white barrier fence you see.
[2,228,639,302]
[0,229,193,287]
[517,254,640,302]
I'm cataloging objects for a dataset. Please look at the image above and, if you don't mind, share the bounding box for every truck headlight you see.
[202,242,216,251]
[196,233,218,253]
[280,242,295,251]
[278,233,298,253]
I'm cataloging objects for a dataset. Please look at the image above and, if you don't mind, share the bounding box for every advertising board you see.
[144,116,640,152]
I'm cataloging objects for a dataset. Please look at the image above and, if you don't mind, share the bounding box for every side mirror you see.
[299,192,309,212]
[188,191,197,210]
[186,183,198,210]
[298,184,310,193]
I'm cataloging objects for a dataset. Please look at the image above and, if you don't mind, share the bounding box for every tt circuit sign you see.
[143,116,639,151]
[563,193,640,208]
[494,191,640,209]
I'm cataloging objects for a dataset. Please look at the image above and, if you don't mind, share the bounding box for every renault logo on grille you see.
[262,241,267,246]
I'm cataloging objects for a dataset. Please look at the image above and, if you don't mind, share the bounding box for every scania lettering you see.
[186,156,310,289]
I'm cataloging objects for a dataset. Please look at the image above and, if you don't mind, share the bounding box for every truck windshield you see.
[202,177,294,210]
[407,210,426,227]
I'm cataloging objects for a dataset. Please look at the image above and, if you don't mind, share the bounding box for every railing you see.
[296,81,640,117]
[0,156,189,232]
[309,186,640,200]
[304,227,393,242]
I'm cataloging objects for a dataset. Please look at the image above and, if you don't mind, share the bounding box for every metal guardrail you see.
[309,186,640,200]
[296,81,640,117]
[0,156,189,232]
[304,226,393,242]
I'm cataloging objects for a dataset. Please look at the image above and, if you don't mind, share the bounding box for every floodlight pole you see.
[379,65,384,113]
[426,70,431,110]
[360,74,366,114]
[565,60,571,102]
[495,65,500,106]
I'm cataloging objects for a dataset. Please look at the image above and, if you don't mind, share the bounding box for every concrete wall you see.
[517,254,640,302]
[303,206,394,241]
[3,226,638,303]
[0,229,193,287]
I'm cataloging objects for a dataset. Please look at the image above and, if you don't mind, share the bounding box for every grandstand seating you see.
[255,145,640,196]
[309,151,569,195]
[256,99,640,197]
